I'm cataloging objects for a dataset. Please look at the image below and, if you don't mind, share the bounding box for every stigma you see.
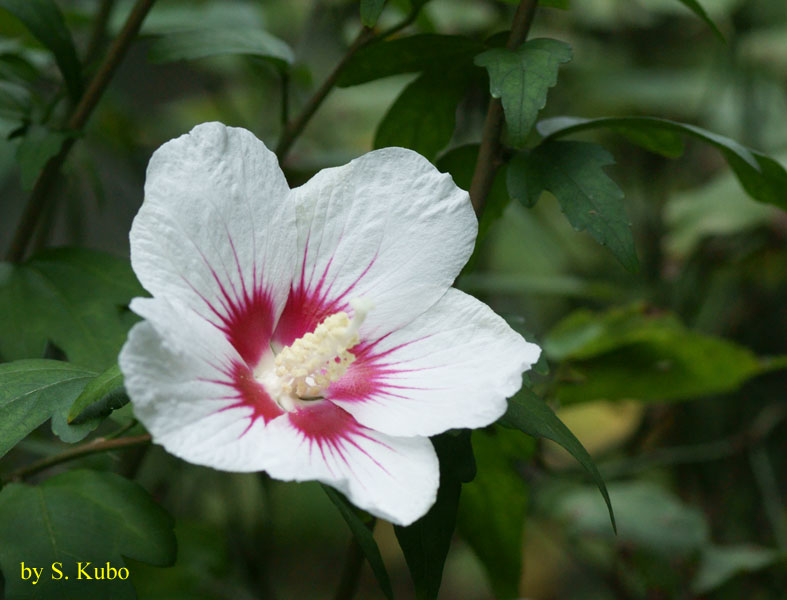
[259,298,373,411]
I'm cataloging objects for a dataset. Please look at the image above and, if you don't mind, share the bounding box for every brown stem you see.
[4,434,152,482]
[469,0,538,215]
[275,27,375,161]
[275,7,421,162]
[5,0,158,263]
[84,0,117,67]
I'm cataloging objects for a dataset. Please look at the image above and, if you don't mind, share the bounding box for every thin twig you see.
[5,0,158,263]
[4,434,152,482]
[468,0,538,215]
[275,8,421,162]
[84,0,117,67]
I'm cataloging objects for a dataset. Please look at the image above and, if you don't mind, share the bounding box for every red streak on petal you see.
[288,402,387,472]
[217,360,283,431]
[219,287,275,368]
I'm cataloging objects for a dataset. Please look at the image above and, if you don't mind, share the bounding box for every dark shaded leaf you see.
[0,0,82,101]
[323,485,394,600]
[458,428,534,599]
[0,359,100,458]
[475,38,572,147]
[500,386,615,531]
[544,303,784,404]
[0,80,31,120]
[537,116,787,211]
[675,0,725,40]
[375,69,468,160]
[148,27,294,68]
[68,363,126,425]
[0,470,176,600]
[337,34,484,87]
[361,0,387,27]
[436,144,509,243]
[0,248,145,369]
[395,432,474,600]
[15,125,70,190]
[508,140,638,271]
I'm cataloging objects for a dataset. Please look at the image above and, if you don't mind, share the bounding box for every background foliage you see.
[1,0,785,598]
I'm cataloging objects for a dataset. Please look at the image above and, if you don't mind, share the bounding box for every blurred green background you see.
[1,0,785,598]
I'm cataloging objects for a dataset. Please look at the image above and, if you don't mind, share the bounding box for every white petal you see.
[275,147,476,346]
[259,401,439,526]
[120,297,284,471]
[327,288,541,437]
[132,122,296,367]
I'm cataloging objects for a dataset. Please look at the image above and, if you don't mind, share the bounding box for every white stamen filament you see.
[260,298,373,411]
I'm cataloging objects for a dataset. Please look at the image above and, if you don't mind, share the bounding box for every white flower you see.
[119,122,540,526]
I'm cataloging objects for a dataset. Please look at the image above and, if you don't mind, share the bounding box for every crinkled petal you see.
[326,288,541,437]
[274,147,476,346]
[120,297,284,470]
[132,122,295,368]
[259,400,439,526]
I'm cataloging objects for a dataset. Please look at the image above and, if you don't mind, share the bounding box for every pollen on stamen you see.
[260,298,373,409]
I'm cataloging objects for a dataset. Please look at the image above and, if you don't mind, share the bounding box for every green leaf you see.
[508,140,638,271]
[15,125,71,190]
[0,359,101,458]
[692,544,781,594]
[0,0,82,102]
[552,481,706,556]
[395,432,475,600]
[475,38,572,147]
[500,386,616,532]
[148,27,294,68]
[322,486,394,600]
[67,363,126,425]
[374,69,468,160]
[544,303,785,404]
[675,0,725,41]
[436,145,509,243]
[0,248,145,369]
[0,469,176,600]
[361,0,387,27]
[537,116,787,211]
[457,428,534,599]
[337,34,484,87]
[0,80,31,121]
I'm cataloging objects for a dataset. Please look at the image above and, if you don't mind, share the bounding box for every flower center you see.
[258,298,372,412]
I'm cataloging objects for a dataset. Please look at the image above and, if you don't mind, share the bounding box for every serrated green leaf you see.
[675,0,725,41]
[148,27,294,67]
[67,363,125,425]
[374,69,468,160]
[15,125,71,190]
[0,0,82,102]
[0,469,176,600]
[322,486,394,600]
[361,0,387,27]
[395,432,474,600]
[457,428,534,599]
[337,34,484,87]
[508,140,638,271]
[500,386,615,532]
[544,303,784,404]
[0,248,145,369]
[475,38,572,147]
[0,359,100,459]
[537,116,787,211]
